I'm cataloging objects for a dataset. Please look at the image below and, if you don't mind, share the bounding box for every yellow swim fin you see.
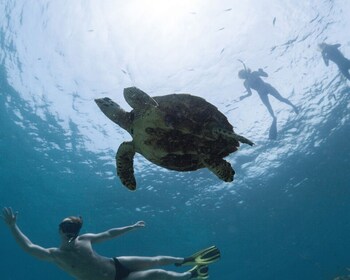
[188,265,209,279]
[176,245,221,266]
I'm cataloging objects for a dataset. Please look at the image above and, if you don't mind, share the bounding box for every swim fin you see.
[269,117,277,140]
[188,265,209,279]
[176,245,221,266]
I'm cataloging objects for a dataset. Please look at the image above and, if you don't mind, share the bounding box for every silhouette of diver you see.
[238,67,298,139]
[319,42,350,80]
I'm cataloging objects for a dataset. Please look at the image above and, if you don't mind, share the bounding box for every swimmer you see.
[1,207,218,280]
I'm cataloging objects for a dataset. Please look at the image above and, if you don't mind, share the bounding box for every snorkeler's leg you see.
[339,64,350,81]
[125,269,192,280]
[342,70,350,80]
[117,256,184,271]
[268,85,298,113]
[258,92,276,119]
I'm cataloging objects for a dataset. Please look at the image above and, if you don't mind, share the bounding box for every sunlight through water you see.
[1,1,350,280]
[1,0,349,192]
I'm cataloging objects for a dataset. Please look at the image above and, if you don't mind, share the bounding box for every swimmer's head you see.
[238,69,249,79]
[318,42,327,50]
[59,216,83,241]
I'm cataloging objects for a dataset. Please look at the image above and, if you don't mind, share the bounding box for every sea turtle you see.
[95,87,254,190]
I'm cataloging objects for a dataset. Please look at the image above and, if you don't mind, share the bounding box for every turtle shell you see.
[130,94,240,171]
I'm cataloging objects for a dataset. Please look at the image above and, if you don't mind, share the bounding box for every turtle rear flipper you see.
[213,128,254,146]
[234,133,254,146]
[116,142,136,190]
[202,157,234,182]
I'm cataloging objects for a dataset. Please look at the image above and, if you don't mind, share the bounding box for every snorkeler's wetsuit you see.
[245,72,270,94]
[322,44,350,79]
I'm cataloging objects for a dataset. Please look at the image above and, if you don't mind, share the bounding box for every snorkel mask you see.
[318,42,327,51]
[59,216,83,243]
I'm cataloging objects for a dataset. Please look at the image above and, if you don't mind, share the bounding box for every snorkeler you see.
[238,67,298,118]
[1,207,220,280]
[319,42,350,80]
[238,67,298,139]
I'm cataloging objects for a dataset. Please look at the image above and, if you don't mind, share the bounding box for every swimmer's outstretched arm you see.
[1,207,54,261]
[80,221,145,244]
[258,68,268,77]
[239,81,253,101]
[322,51,329,66]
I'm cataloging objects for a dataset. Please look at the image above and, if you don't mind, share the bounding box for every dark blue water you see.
[1,1,350,280]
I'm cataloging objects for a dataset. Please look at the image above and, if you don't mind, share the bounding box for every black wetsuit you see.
[244,71,279,100]
[321,43,350,80]
[244,71,267,92]
[242,69,298,119]
[113,258,131,280]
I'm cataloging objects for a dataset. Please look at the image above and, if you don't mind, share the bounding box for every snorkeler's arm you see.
[321,51,329,66]
[81,221,145,244]
[239,82,253,101]
[1,207,54,261]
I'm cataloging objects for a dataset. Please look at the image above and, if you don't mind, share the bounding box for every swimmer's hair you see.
[63,216,83,224]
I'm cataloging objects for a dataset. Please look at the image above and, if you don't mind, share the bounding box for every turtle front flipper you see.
[116,141,137,191]
[124,87,158,109]
[202,157,235,182]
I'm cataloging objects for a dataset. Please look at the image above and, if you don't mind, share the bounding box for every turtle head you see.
[95,97,122,118]
[123,87,158,109]
[95,97,132,133]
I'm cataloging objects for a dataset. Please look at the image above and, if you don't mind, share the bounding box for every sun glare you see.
[128,0,199,20]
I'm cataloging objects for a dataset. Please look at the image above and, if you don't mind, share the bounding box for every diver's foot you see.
[189,265,209,279]
[293,106,299,114]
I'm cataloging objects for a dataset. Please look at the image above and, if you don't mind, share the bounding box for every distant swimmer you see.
[238,67,298,139]
[319,42,350,80]
[238,68,298,118]
[1,207,220,280]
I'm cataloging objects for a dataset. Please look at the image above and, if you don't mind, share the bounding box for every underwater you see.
[0,0,349,279]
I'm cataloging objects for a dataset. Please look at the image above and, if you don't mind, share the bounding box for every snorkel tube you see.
[238,59,248,71]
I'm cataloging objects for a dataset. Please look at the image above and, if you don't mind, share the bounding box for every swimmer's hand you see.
[133,221,145,228]
[1,207,18,227]
[239,94,250,101]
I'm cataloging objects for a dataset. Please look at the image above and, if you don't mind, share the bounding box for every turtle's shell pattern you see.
[130,94,240,171]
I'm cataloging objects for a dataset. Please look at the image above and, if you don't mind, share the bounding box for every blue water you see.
[1,1,350,279]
